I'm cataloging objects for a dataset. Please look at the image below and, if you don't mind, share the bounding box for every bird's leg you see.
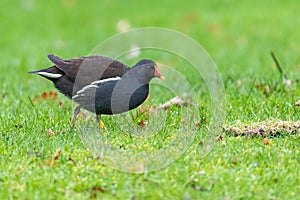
[145,94,150,102]
[96,114,107,131]
[71,105,81,126]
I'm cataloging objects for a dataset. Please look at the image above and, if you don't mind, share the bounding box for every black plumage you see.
[29,55,164,123]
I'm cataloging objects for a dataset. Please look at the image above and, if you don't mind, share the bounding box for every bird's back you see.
[48,55,129,82]
[30,55,130,98]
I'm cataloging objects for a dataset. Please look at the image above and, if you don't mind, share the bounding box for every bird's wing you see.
[72,77,121,113]
[48,55,129,83]
[72,80,98,113]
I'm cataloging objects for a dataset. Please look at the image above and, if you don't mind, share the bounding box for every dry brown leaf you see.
[47,129,55,136]
[215,135,225,142]
[263,137,269,145]
[91,186,105,192]
[295,100,300,106]
[44,148,61,166]
[138,119,147,127]
[255,84,271,95]
[54,149,61,160]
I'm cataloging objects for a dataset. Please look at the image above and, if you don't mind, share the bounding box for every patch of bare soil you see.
[223,120,300,136]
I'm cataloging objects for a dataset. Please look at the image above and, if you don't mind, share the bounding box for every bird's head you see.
[133,59,165,83]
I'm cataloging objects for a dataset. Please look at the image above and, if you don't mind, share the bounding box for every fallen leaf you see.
[285,79,292,86]
[215,135,225,142]
[255,84,271,95]
[47,129,55,136]
[255,84,264,89]
[196,117,207,127]
[91,186,105,192]
[263,137,269,145]
[44,159,56,166]
[295,100,300,106]
[68,157,76,163]
[42,92,47,99]
[44,148,61,166]
[138,119,147,127]
[54,149,61,160]
[53,92,58,99]
[195,122,201,127]
[158,96,188,109]
[32,91,60,104]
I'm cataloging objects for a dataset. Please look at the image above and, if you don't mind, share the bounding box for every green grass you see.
[1,0,300,199]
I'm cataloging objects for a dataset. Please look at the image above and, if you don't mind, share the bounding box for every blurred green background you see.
[2,0,300,75]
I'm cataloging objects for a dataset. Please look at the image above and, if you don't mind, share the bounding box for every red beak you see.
[154,65,165,80]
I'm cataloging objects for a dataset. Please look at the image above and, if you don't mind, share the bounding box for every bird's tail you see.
[28,66,64,79]
[48,54,69,66]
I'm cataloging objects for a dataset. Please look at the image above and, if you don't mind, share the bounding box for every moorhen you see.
[29,55,164,126]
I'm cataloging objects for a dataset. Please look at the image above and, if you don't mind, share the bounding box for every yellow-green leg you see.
[96,115,107,131]
[145,94,150,102]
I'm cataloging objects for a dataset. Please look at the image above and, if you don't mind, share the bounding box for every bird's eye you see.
[147,65,151,69]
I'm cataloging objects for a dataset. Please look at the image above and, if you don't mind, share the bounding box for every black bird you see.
[29,55,164,126]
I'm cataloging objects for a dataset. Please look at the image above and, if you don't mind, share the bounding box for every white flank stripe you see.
[73,77,121,99]
[72,94,81,99]
[37,72,62,78]
[91,77,121,85]
[76,85,98,95]
[72,93,86,99]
